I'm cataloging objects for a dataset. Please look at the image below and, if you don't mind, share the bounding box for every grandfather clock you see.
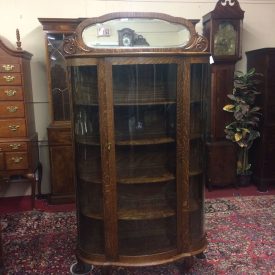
[203,0,244,189]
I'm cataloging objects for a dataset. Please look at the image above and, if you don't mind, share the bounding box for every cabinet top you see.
[63,12,209,56]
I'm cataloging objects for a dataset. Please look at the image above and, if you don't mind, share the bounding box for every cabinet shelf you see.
[82,207,176,221]
[114,100,176,106]
[116,137,175,146]
[118,172,175,184]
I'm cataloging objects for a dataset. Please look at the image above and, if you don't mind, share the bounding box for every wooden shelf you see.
[82,206,176,221]
[116,137,175,146]
[114,100,176,106]
[118,172,175,184]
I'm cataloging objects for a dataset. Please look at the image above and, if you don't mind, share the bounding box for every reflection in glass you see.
[82,18,191,48]
[47,33,71,121]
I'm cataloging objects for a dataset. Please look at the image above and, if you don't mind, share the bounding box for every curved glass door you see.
[112,63,177,255]
[70,65,104,254]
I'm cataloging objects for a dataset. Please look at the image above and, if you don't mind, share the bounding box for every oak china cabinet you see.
[64,12,210,271]
[0,31,39,208]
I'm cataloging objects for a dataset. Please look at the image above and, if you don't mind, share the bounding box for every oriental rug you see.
[1,195,274,274]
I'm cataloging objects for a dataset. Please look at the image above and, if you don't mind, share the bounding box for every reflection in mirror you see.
[82,18,191,48]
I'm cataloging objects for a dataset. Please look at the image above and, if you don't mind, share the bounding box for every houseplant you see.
[223,68,262,185]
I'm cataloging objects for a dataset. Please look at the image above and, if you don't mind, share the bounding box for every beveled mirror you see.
[64,12,208,54]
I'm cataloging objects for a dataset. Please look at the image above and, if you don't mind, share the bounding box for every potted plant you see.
[223,68,262,186]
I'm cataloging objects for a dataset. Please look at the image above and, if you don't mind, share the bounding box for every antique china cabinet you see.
[64,12,210,271]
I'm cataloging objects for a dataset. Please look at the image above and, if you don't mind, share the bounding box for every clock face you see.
[122,34,132,46]
[214,22,237,56]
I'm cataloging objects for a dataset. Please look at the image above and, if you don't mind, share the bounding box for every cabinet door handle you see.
[8,125,20,131]
[11,156,23,163]
[6,106,18,113]
[107,143,111,151]
[2,64,15,71]
[4,89,17,97]
[3,75,15,82]
[9,143,21,150]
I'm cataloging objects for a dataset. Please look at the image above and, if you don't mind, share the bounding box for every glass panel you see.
[47,33,71,121]
[70,65,104,254]
[113,63,177,255]
[82,18,191,48]
[189,63,209,245]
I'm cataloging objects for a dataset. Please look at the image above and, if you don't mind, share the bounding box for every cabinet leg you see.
[196,252,206,259]
[175,256,194,272]
[70,259,92,275]
[35,162,43,199]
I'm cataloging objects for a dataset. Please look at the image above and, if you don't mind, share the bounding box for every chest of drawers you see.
[0,35,40,208]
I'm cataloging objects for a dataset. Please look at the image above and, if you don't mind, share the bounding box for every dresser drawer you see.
[0,73,22,85]
[0,119,26,138]
[0,63,21,73]
[0,152,4,170]
[0,102,25,118]
[0,86,23,101]
[5,152,28,170]
[0,142,27,152]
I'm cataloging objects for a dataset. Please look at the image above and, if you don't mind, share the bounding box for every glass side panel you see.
[189,63,209,245]
[70,65,104,254]
[47,33,71,121]
[113,63,177,255]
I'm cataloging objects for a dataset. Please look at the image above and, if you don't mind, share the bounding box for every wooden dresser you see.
[0,33,39,208]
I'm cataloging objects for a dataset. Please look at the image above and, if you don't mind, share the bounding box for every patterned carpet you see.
[1,195,274,274]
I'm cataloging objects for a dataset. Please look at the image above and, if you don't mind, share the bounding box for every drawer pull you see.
[4,89,17,97]
[3,75,15,82]
[11,156,23,163]
[2,64,15,71]
[9,143,21,150]
[6,106,18,113]
[8,125,20,131]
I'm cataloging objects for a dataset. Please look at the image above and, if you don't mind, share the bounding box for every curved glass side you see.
[70,65,104,254]
[189,63,209,249]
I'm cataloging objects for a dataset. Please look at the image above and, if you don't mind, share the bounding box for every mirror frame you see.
[64,12,208,55]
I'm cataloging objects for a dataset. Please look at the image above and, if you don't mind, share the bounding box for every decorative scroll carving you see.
[186,34,208,52]
[213,0,244,18]
[63,35,77,55]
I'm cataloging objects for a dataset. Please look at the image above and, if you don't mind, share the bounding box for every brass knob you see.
[8,125,20,131]
[6,106,18,113]
[4,90,17,97]
[11,156,23,163]
[2,64,15,71]
[9,143,21,150]
[3,75,15,82]
[107,143,111,151]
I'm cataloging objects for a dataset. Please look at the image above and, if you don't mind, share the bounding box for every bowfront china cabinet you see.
[64,12,210,272]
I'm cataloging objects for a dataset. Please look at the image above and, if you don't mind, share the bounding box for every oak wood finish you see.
[246,48,275,192]
[0,35,39,209]
[65,12,210,269]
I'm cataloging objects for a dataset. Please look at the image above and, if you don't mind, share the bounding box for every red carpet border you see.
[1,195,274,274]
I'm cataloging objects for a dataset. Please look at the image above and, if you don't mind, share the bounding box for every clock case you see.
[202,0,245,190]
[203,0,244,63]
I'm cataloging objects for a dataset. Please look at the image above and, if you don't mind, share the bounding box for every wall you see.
[0,0,274,197]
